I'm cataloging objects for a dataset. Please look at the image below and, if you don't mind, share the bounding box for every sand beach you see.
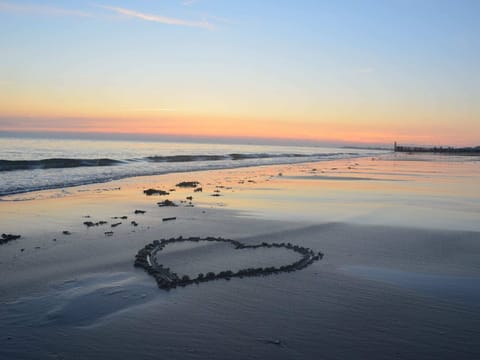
[1,154,480,359]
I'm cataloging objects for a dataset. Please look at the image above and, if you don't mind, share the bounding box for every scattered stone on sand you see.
[111,222,122,228]
[157,200,178,207]
[131,221,138,227]
[194,187,203,192]
[278,173,283,176]
[1,233,21,244]
[104,231,114,236]
[20,248,25,252]
[247,180,256,183]
[62,231,71,235]
[143,188,169,196]
[211,193,221,197]
[134,210,146,214]
[176,181,200,188]
[162,217,177,222]
[84,221,108,227]
[186,196,193,200]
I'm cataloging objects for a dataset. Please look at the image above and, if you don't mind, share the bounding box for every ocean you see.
[0,136,385,196]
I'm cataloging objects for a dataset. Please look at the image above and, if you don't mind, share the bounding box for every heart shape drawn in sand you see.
[134,237,323,290]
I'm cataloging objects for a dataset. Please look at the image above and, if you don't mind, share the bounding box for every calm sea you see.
[0,136,385,196]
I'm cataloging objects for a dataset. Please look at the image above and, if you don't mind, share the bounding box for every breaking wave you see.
[0,158,124,172]
[1,152,357,172]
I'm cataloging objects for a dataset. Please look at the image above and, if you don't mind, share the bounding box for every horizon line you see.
[0,129,395,148]
[2,129,477,149]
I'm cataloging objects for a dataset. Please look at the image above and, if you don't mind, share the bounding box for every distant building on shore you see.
[393,142,480,154]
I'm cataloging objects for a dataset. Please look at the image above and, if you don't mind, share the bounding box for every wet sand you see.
[1,155,480,359]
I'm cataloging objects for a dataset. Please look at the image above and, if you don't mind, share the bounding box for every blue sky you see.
[0,0,479,145]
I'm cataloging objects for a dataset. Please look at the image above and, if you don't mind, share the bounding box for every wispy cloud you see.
[99,4,213,29]
[0,1,91,17]
[0,2,229,30]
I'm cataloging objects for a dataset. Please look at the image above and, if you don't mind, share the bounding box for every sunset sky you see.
[0,0,479,146]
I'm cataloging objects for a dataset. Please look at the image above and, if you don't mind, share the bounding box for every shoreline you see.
[2,153,480,235]
[0,152,387,198]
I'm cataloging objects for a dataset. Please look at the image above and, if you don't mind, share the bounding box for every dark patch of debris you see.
[176,181,200,188]
[144,189,169,196]
[157,200,178,207]
[1,233,21,244]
